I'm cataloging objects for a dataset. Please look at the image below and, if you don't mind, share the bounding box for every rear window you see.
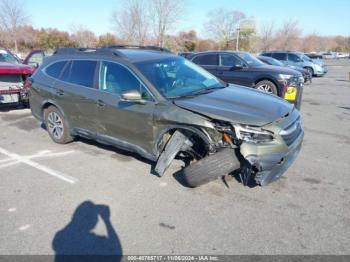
[67,60,97,88]
[45,61,67,78]
[272,53,287,60]
[192,54,218,66]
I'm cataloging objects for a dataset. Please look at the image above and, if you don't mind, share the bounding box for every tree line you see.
[0,0,349,54]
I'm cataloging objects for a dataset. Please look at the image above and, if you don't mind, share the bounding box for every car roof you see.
[117,49,177,63]
[51,46,178,64]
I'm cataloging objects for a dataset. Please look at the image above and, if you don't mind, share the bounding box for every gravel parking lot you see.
[0,59,349,256]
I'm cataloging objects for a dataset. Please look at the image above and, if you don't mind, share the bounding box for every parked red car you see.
[0,48,44,107]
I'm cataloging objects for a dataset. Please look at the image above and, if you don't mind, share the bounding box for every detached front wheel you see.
[182,148,240,188]
[44,106,73,144]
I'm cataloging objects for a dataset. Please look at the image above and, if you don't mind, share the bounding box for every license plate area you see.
[0,93,19,104]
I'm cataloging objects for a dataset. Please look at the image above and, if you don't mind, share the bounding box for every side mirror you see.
[121,90,143,103]
[231,64,244,70]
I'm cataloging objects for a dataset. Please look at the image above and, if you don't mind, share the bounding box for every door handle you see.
[56,89,64,96]
[217,71,223,75]
[96,99,105,107]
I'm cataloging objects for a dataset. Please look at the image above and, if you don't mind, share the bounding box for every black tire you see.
[44,106,73,144]
[255,80,278,95]
[305,67,314,77]
[182,148,240,188]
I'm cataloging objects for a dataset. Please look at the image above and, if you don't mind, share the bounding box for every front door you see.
[95,60,155,154]
[217,53,251,86]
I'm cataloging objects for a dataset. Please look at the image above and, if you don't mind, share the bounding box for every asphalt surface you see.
[0,59,349,256]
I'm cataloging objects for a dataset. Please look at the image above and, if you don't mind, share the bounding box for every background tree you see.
[36,28,75,51]
[96,33,120,47]
[178,30,197,51]
[150,0,184,47]
[71,25,97,48]
[205,9,246,49]
[274,19,302,50]
[259,21,275,51]
[0,0,29,53]
[111,0,149,45]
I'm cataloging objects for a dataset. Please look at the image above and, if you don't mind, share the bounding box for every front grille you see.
[280,118,303,146]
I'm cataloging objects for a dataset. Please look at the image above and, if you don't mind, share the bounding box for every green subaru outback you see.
[29,46,304,187]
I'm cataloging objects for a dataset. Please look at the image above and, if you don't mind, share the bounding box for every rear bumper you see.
[245,130,304,186]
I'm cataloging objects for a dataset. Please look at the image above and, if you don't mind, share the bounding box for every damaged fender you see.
[154,130,193,177]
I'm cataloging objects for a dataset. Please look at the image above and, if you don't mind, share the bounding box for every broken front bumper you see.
[244,130,304,186]
[0,88,29,105]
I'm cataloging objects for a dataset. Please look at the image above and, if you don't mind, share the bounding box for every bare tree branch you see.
[0,0,29,53]
[111,0,149,45]
[71,25,97,48]
[259,21,275,51]
[150,0,184,47]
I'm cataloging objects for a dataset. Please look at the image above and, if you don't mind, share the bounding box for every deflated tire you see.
[182,148,240,187]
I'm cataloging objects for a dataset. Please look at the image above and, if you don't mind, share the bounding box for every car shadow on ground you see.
[0,104,28,112]
[52,201,122,262]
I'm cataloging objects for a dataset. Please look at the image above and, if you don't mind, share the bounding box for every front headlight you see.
[234,125,274,143]
[314,64,322,71]
[279,74,293,80]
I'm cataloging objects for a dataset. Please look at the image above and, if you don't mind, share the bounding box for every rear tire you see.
[182,148,240,188]
[44,106,73,144]
[255,80,278,95]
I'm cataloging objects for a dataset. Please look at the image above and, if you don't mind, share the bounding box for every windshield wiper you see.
[168,85,226,99]
[189,85,226,95]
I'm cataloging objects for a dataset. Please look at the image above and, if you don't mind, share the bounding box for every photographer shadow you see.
[52,201,122,262]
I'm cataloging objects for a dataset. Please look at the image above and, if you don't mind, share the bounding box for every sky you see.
[25,0,350,37]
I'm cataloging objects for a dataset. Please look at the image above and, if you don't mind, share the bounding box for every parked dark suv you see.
[188,51,304,109]
[29,47,304,187]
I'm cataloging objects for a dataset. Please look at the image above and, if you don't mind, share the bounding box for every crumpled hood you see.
[174,85,294,126]
[0,62,34,75]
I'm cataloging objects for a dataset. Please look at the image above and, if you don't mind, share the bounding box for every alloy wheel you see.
[47,112,64,140]
[256,84,273,94]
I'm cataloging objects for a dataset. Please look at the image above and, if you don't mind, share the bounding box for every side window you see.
[69,60,97,88]
[45,61,67,79]
[288,54,302,62]
[220,54,242,66]
[261,53,272,57]
[192,54,218,66]
[272,53,287,61]
[99,61,151,100]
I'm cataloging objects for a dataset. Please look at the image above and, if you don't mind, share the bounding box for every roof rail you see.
[106,45,172,53]
[53,48,126,57]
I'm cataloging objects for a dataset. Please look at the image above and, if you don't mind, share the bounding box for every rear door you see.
[191,54,219,75]
[95,60,155,153]
[51,59,100,134]
[217,53,251,86]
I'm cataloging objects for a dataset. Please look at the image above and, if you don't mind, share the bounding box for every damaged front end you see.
[235,108,304,186]
[153,106,304,187]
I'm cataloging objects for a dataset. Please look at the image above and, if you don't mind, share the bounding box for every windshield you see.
[301,54,312,62]
[135,57,224,98]
[236,52,264,66]
[0,50,19,64]
[265,57,284,66]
